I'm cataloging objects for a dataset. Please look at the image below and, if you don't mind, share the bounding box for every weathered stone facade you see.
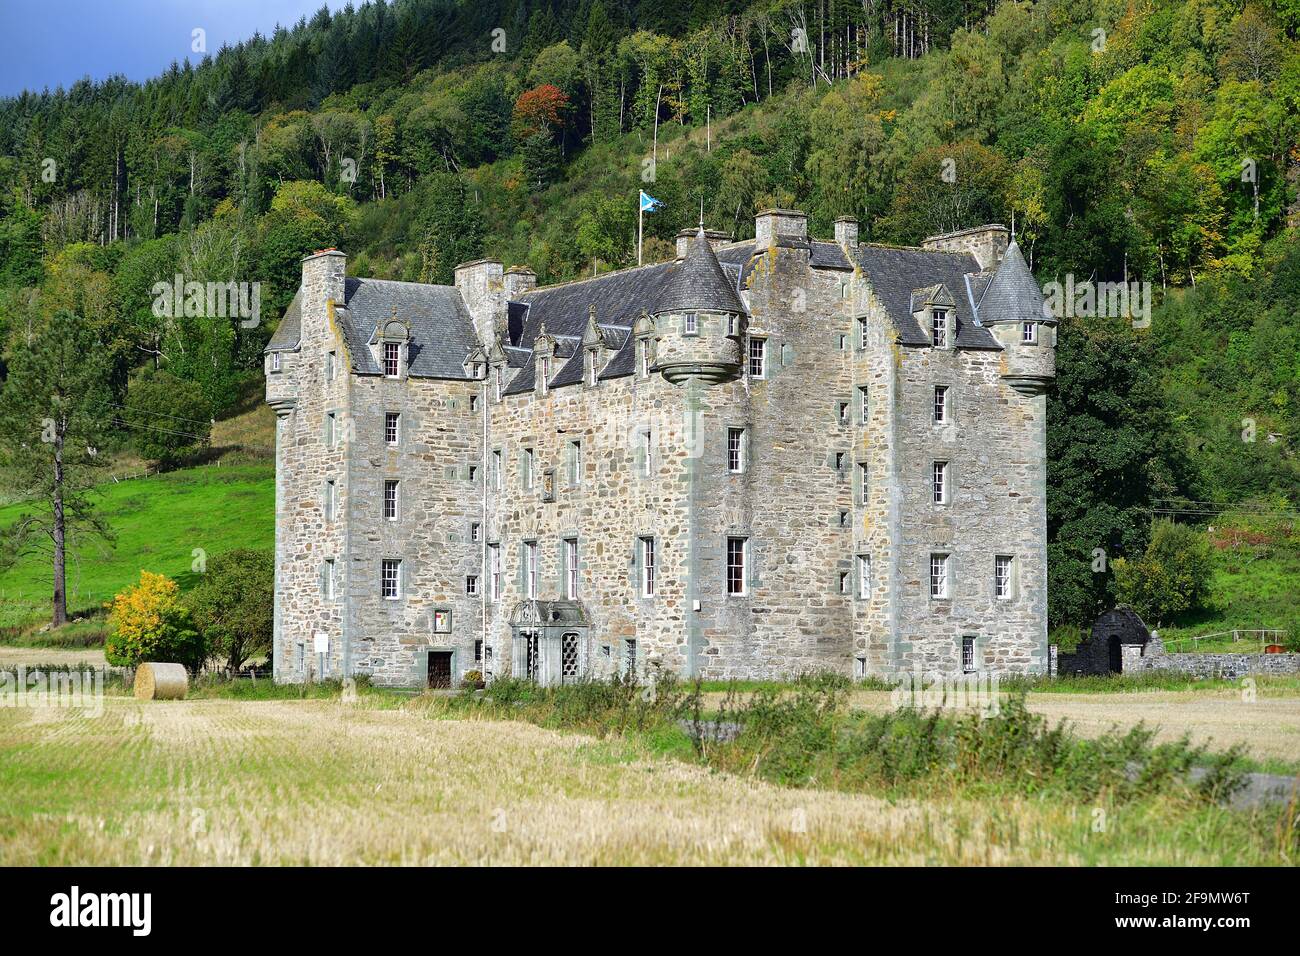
[266,211,1056,687]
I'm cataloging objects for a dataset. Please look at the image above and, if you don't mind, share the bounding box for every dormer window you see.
[587,350,599,387]
[932,309,949,348]
[269,352,282,373]
[493,367,502,403]
[384,342,400,377]
[684,312,698,336]
[1022,322,1037,344]
[538,357,550,396]
[638,340,651,378]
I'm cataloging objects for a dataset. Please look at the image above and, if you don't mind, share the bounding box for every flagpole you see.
[638,194,644,267]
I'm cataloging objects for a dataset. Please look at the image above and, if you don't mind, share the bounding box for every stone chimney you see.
[921,224,1010,271]
[754,208,808,245]
[834,216,859,248]
[504,265,537,298]
[454,258,505,346]
[300,248,347,340]
[675,228,732,259]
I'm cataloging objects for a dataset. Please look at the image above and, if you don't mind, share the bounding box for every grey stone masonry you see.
[267,212,1055,688]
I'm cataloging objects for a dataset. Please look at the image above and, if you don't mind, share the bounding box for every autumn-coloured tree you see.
[512,84,570,142]
[105,571,205,670]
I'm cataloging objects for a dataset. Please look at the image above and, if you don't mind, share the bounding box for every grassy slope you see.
[0,463,274,630]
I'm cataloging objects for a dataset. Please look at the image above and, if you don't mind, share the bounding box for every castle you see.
[264,210,1055,688]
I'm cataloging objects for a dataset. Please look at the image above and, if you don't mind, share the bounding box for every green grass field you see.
[0,463,274,632]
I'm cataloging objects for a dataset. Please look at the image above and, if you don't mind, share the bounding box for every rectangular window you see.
[684,312,698,335]
[384,412,399,446]
[837,401,849,426]
[324,480,336,522]
[726,536,748,595]
[493,449,503,490]
[466,575,479,596]
[995,555,1014,599]
[858,317,868,349]
[1022,322,1037,344]
[932,461,948,505]
[433,609,451,633]
[568,440,582,486]
[639,537,655,597]
[381,559,401,599]
[834,452,845,471]
[587,351,599,387]
[384,341,400,377]
[383,479,399,520]
[326,351,336,381]
[493,368,502,402]
[857,554,871,599]
[489,544,500,601]
[748,338,766,379]
[838,571,849,594]
[932,309,949,348]
[962,636,976,673]
[470,522,481,543]
[469,393,478,412]
[524,541,538,599]
[522,448,534,490]
[564,537,579,599]
[625,638,637,674]
[539,357,550,395]
[858,462,869,503]
[839,509,849,528]
[323,558,336,599]
[326,412,338,448]
[930,553,950,599]
[475,639,483,663]
[468,464,478,483]
[639,430,652,478]
[934,386,948,424]
[727,427,746,474]
[270,352,282,373]
[859,386,870,424]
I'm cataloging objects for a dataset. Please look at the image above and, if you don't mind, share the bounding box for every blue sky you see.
[0,0,352,97]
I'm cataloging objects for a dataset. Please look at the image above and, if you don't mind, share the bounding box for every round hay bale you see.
[133,662,189,700]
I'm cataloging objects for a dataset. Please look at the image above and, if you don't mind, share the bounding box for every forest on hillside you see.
[0,0,1298,627]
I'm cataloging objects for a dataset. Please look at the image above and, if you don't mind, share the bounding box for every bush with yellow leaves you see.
[105,570,205,671]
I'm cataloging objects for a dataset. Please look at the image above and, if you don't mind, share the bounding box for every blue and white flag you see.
[639,190,662,213]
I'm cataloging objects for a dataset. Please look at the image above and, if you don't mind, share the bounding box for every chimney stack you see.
[754,208,808,245]
[921,224,1010,271]
[834,216,859,248]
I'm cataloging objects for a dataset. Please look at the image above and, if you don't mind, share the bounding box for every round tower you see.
[652,227,747,386]
[978,240,1056,395]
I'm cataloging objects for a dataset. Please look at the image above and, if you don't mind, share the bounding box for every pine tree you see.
[0,311,114,627]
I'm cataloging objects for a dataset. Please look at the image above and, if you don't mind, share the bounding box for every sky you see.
[0,0,352,97]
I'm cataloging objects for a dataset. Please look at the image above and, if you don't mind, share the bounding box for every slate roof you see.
[265,278,481,379]
[653,230,747,316]
[974,240,1053,325]
[852,245,1002,350]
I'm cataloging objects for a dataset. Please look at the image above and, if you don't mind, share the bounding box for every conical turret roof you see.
[654,228,746,316]
[976,240,1052,325]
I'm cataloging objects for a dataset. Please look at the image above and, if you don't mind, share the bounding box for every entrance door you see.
[1107,636,1122,674]
[561,632,580,683]
[428,651,453,688]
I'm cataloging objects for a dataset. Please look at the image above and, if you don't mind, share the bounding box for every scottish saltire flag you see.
[639,191,662,213]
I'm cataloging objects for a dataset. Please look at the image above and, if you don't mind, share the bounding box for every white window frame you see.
[470,522,481,543]
[930,553,950,599]
[932,308,949,348]
[727,427,746,474]
[564,537,579,600]
[962,636,977,673]
[384,412,400,447]
[748,338,766,379]
[587,350,598,387]
[856,554,871,599]
[859,386,870,424]
[381,558,402,600]
[323,558,336,599]
[493,449,503,490]
[270,352,282,373]
[489,544,500,601]
[639,429,653,478]
[568,440,582,486]
[493,367,502,402]
[383,479,399,521]
[639,536,655,598]
[858,462,869,503]
[726,536,748,596]
[932,461,948,505]
[933,385,948,424]
[525,541,538,599]
[684,312,698,335]
[539,357,550,395]
[466,575,479,596]
[522,447,534,490]
[1022,322,1037,344]
[857,317,868,349]
[384,341,401,378]
[995,555,1014,600]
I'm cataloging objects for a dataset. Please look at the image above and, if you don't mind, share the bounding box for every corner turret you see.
[651,227,747,386]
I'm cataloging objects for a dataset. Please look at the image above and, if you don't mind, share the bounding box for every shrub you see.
[105,571,204,670]
[184,549,273,672]
[123,367,211,467]
[1113,520,1214,623]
